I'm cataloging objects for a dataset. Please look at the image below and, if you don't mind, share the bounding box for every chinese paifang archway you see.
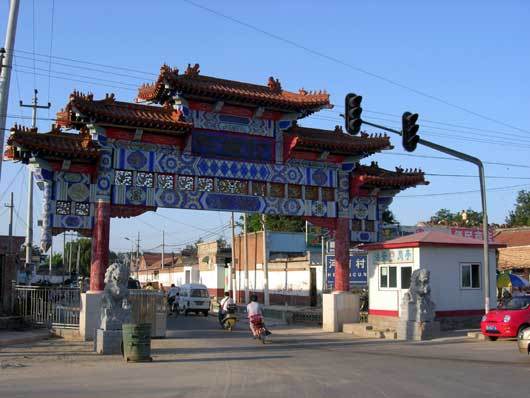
[5,63,428,292]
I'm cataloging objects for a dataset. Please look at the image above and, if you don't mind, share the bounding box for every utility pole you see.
[262,214,269,306]
[243,213,249,303]
[5,192,14,256]
[68,236,73,279]
[20,89,51,272]
[76,238,81,277]
[62,233,66,283]
[135,231,140,279]
[161,230,165,270]
[321,234,326,293]
[49,240,53,277]
[230,212,237,303]
[0,0,21,181]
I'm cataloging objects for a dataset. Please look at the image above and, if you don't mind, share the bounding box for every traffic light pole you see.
[362,119,491,313]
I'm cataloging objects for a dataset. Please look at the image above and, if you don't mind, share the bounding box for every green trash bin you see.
[122,323,152,362]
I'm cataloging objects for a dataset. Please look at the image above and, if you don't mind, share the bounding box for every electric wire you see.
[12,51,530,143]
[182,0,530,135]
[397,183,530,198]
[47,0,56,116]
[32,0,37,89]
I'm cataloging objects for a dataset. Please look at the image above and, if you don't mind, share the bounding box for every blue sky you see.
[0,0,529,254]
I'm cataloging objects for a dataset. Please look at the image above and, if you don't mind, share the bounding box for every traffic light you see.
[402,112,420,152]
[345,93,363,135]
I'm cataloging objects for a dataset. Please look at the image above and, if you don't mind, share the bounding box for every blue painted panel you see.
[191,130,275,162]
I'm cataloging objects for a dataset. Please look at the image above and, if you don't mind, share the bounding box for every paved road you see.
[1,315,530,398]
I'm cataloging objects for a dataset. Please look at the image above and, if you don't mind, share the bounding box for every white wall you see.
[368,248,420,314]
[421,247,497,312]
[233,268,316,296]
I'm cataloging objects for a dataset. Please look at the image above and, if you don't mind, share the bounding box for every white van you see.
[178,283,211,316]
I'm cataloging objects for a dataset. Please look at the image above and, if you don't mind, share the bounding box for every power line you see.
[378,152,530,169]
[309,114,530,147]
[32,0,37,89]
[426,173,530,180]
[14,63,140,88]
[182,0,530,135]
[47,0,56,115]
[14,49,158,77]
[152,211,231,235]
[325,107,530,141]
[13,68,137,92]
[0,166,24,204]
[15,53,148,82]
[397,183,530,198]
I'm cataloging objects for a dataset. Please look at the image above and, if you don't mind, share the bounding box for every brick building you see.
[495,227,530,279]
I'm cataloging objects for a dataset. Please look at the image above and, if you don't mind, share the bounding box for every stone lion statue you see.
[100,263,131,330]
[401,269,435,322]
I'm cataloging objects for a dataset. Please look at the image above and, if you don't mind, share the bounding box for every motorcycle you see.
[221,303,238,331]
[249,314,270,343]
[168,295,179,316]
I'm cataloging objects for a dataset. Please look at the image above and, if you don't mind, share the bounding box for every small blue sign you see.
[326,254,367,288]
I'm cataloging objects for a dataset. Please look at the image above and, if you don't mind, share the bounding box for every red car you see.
[481,296,530,340]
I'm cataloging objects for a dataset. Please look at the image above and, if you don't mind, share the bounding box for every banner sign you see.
[326,254,367,287]
[372,248,414,265]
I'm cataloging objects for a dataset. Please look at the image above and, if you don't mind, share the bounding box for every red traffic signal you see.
[402,111,420,152]
[345,93,363,135]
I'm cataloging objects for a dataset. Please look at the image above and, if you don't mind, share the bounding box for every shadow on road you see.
[153,354,291,363]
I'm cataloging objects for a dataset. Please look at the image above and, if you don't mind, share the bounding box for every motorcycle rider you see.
[167,284,179,313]
[246,294,263,338]
[218,292,234,327]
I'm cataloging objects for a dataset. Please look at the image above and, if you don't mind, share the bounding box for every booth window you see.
[380,266,397,288]
[401,266,412,289]
[461,263,481,289]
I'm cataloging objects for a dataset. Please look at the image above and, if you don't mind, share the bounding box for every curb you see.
[0,330,51,347]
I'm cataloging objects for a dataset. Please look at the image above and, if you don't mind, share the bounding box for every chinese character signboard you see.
[372,248,414,265]
[326,254,367,288]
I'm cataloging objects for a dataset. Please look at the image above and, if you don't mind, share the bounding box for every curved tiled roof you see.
[354,162,428,189]
[6,124,99,161]
[285,125,392,156]
[137,64,331,113]
[57,91,193,134]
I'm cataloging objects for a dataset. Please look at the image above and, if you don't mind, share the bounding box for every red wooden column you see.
[90,200,111,291]
[334,218,350,292]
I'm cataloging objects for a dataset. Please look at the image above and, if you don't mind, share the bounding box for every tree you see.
[506,190,530,227]
[237,214,305,233]
[428,208,483,227]
[63,238,92,276]
[51,252,63,269]
[382,209,397,225]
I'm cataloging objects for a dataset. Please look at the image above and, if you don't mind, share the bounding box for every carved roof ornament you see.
[299,88,308,95]
[334,125,344,133]
[70,90,94,102]
[11,123,38,134]
[267,76,282,93]
[185,63,200,77]
[103,93,116,104]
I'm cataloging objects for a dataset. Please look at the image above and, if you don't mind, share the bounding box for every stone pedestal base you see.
[95,329,122,355]
[322,292,360,332]
[397,320,441,341]
[79,292,103,341]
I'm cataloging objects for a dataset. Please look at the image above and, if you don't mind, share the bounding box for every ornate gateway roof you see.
[57,91,193,134]
[137,64,332,114]
[6,125,99,162]
[352,162,429,191]
[285,125,392,157]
